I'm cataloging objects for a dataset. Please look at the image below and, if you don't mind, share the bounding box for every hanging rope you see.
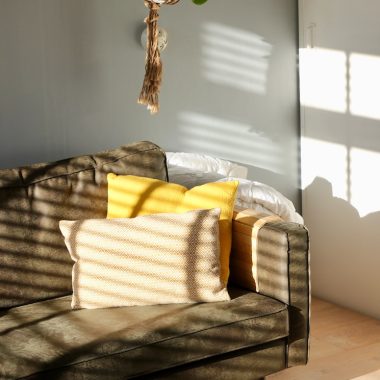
[138,0,180,114]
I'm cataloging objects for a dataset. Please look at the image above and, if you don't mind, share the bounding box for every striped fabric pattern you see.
[59,208,230,309]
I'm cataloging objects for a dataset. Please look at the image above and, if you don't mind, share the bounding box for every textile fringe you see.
[138,0,180,114]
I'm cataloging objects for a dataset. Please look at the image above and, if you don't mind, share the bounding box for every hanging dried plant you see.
[138,0,208,114]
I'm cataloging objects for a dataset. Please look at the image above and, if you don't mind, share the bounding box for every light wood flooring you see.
[267,297,380,380]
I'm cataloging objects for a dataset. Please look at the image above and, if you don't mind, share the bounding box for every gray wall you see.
[0,0,300,208]
[300,0,380,318]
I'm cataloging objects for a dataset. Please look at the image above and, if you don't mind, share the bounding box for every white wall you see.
[300,0,380,318]
[0,0,300,209]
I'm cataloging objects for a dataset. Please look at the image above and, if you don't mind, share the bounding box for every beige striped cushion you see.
[59,208,230,309]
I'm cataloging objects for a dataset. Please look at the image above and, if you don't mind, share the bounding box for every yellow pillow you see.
[107,174,238,285]
[107,174,184,217]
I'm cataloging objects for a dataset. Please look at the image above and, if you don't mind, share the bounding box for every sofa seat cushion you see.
[0,287,288,379]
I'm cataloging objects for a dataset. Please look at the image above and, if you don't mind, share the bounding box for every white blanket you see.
[217,177,304,224]
[167,152,303,224]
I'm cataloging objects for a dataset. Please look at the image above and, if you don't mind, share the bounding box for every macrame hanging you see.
[138,0,180,114]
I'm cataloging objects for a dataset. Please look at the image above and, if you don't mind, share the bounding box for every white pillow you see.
[168,165,224,188]
[166,152,248,178]
[59,208,230,309]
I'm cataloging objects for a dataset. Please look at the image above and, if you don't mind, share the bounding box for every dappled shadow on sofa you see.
[0,289,287,380]
[0,142,307,379]
[0,142,167,308]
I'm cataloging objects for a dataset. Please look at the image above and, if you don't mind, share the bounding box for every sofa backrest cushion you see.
[0,141,168,309]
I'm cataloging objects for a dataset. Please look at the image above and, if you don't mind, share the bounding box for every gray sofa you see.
[0,141,310,379]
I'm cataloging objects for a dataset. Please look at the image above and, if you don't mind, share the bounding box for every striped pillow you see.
[59,208,230,309]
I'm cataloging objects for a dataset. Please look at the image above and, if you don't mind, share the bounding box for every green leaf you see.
[192,0,208,5]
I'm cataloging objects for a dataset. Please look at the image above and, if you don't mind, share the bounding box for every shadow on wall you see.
[300,48,380,218]
[176,111,300,208]
[201,22,272,94]
[304,177,380,317]
[177,112,280,173]
[300,44,380,318]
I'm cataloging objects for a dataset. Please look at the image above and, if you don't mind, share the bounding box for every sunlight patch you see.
[202,22,272,94]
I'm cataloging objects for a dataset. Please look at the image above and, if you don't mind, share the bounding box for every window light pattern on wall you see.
[202,23,272,94]
[300,45,380,217]
[178,112,282,174]
[300,48,380,121]
[299,48,347,113]
[350,53,380,121]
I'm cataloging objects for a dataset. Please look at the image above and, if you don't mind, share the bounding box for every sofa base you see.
[142,340,287,380]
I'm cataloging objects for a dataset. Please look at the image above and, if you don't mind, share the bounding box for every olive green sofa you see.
[0,141,310,379]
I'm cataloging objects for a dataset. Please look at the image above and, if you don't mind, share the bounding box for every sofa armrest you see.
[230,208,310,367]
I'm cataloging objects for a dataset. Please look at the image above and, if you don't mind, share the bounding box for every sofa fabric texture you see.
[0,287,287,380]
[0,141,168,309]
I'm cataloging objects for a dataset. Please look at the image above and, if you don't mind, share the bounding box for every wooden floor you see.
[267,297,380,380]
